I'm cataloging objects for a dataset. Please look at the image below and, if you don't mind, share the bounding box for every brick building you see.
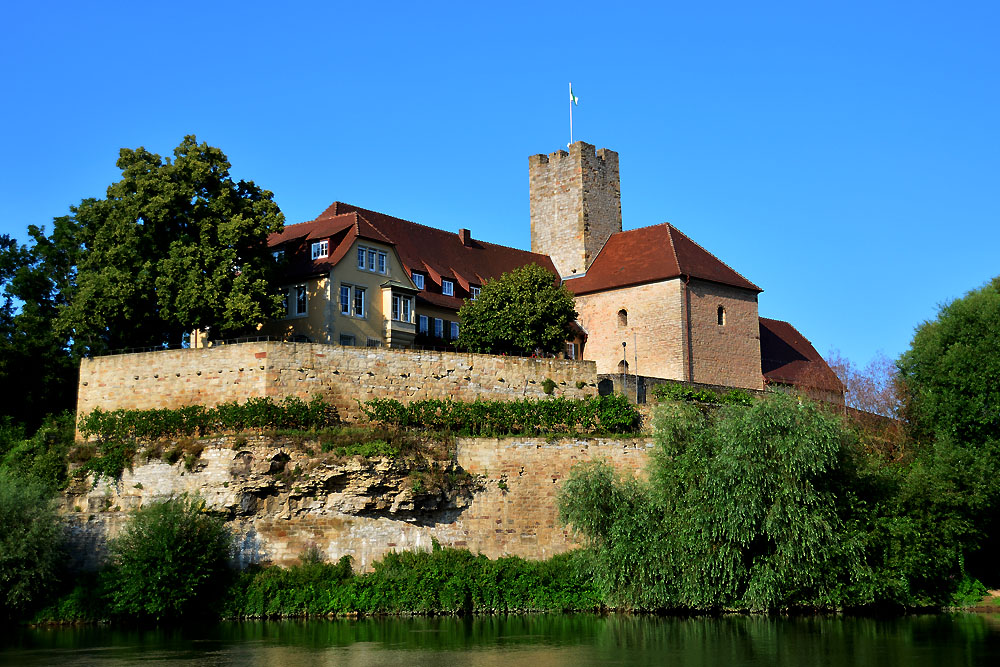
[263,141,842,401]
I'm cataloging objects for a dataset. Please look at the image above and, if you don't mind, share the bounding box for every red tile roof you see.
[759,317,844,393]
[563,223,761,296]
[270,202,558,309]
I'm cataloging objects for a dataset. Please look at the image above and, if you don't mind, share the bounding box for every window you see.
[353,287,366,317]
[442,279,454,296]
[311,240,328,260]
[339,333,356,346]
[293,285,307,316]
[434,318,443,338]
[366,337,381,348]
[272,249,285,262]
[717,306,726,326]
[418,315,428,334]
[566,342,577,360]
[470,286,480,300]
[450,321,459,340]
[356,246,389,274]
[618,309,628,327]
[392,295,412,322]
[339,286,350,315]
[412,272,425,289]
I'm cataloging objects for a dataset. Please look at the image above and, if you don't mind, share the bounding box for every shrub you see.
[103,495,232,620]
[0,469,63,618]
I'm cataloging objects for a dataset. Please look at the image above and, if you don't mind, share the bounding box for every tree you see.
[104,496,232,620]
[55,135,285,354]
[897,276,1000,448]
[0,469,63,618]
[456,264,577,355]
[826,350,901,419]
[896,276,1000,586]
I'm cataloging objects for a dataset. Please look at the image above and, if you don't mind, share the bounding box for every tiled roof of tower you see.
[759,317,844,393]
[271,202,558,310]
[562,223,761,295]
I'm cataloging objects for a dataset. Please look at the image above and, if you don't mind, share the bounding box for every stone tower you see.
[529,141,622,278]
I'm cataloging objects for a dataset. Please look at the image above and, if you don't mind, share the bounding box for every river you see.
[3,613,1000,666]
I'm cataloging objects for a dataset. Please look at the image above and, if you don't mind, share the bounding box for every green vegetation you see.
[361,395,641,436]
[651,381,754,406]
[456,263,577,355]
[0,469,64,619]
[103,496,232,621]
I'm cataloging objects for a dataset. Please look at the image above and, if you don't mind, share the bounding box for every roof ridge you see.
[667,223,761,292]
[663,223,682,275]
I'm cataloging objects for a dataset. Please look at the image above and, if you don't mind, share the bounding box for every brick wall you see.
[685,279,763,390]
[77,342,598,422]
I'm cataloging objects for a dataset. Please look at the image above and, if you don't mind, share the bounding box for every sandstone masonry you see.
[77,342,598,423]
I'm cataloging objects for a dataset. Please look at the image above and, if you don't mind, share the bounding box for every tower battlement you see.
[529,141,622,278]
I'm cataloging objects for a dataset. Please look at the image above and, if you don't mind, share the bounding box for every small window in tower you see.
[618,309,628,327]
[718,306,726,326]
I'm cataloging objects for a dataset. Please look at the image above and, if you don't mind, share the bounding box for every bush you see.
[0,469,64,618]
[361,394,641,436]
[559,393,911,611]
[103,495,232,620]
[0,412,75,491]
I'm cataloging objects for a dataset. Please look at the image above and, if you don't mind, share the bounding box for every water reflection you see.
[3,614,1000,666]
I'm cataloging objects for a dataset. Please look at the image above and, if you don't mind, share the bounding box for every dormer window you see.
[470,286,481,300]
[442,279,454,296]
[412,272,425,289]
[311,241,328,260]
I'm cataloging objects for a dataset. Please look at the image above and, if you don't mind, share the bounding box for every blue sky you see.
[2,1,997,368]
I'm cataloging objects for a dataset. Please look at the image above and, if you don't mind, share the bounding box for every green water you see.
[3,614,1000,666]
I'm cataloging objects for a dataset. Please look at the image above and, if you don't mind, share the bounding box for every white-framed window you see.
[418,315,428,334]
[442,279,454,296]
[311,240,328,260]
[294,284,307,316]
[392,295,413,322]
[566,342,577,360]
[357,246,389,274]
[339,333,356,346]
[412,272,425,289]
[434,318,443,338]
[470,286,480,300]
[339,286,350,315]
[450,321,459,340]
[353,286,366,317]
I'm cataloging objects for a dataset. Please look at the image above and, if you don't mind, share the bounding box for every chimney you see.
[459,228,472,246]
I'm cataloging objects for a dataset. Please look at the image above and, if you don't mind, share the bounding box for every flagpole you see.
[569,82,574,146]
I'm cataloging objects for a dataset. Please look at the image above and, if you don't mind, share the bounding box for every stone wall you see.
[60,435,653,571]
[77,342,598,422]
[685,279,763,390]
[529,142,622,278]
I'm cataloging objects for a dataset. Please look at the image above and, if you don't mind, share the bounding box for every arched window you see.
[617,359,629,372]
[618,309,628,327]
[717,306,726,326]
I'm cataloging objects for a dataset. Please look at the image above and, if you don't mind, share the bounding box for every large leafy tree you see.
[896,276,1000,585]
[456,263,577,355]
[57,135,285,354]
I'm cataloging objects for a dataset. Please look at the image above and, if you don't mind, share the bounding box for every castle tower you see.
[529,141,622,278]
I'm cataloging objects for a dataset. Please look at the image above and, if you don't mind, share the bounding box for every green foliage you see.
[0,469,64,618]
[361,394,641,436]
[542,378,557,395]
[104,495,233,621]
[456,264,577,355]
[53,136,285,354]
[0,412,75,491]
[896,276,1000,586]
[559,393,918,611]
[80,396,340,444]
[223,546,601,617]
[652,381,754,406]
